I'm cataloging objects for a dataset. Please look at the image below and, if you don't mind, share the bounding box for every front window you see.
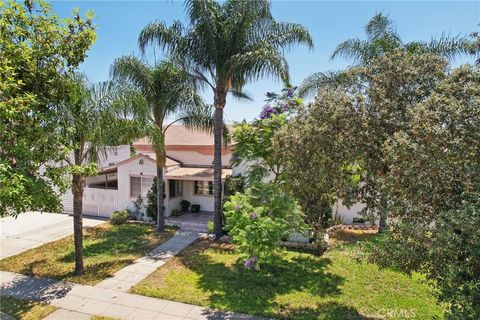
[130,176,153,197]
[169,180,183,198]
[194,181,213,195]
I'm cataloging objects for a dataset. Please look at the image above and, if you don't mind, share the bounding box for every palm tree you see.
[299,13,473,97]
[60,76,131,275]
[111,56,213,232]
[137,0,313,237]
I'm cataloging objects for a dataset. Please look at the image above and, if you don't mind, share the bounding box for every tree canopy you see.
[0,0,96,216]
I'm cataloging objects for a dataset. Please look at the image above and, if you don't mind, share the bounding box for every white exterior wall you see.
[117,158,157,212]
[164,180,183,217]
[332,200,365,224]
[181,180,214,212]
[98,145,130,167]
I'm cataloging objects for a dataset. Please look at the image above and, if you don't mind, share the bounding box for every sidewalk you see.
[1,229,269,319]
[95,230,201,292]
[0,271,265,319]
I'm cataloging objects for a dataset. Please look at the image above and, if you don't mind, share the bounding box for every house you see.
[62,125,233,219]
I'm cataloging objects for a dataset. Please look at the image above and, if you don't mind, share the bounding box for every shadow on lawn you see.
[14,223,171,284]
[178,241,377,320]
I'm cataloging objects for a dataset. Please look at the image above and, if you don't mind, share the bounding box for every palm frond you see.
[298,71,352,98]
[331,39,371,64]
[415,33,473,61]
[365,13,398,42]
[229,90,253,101]
[138,20,185,55]
[110,56,153,96]
[229,44,290,86]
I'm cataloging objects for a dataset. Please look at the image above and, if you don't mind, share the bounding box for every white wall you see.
[332,200,365,224]
[181,180,214,212]
[117,158,157,212]
[164,180,183,217]
[98,145,130,167]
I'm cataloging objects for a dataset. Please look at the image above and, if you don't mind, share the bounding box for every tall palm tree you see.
[300,13,473,97]
[111,56,213,232]
[60,76,131,275]
[137,0,313,237]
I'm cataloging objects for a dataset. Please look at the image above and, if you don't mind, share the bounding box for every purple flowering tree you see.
[231,87,302,185]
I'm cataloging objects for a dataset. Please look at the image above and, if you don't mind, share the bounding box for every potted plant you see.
[180,200,191,212]
[191,204,201,213]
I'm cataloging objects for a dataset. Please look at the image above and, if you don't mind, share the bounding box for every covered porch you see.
[165,211,214,232]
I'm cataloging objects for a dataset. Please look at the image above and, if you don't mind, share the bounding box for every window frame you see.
[194,180,214,196]
[169,180,183,198]
[129,175,154,198]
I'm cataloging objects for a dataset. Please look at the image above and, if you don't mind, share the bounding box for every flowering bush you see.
[259,87,302,119]
[231,87,302,185]
[224,183,306,270]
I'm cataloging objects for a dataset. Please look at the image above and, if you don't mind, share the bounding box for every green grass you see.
[0,296,57,320]
[0,223,175,285]
[131,230,444,320]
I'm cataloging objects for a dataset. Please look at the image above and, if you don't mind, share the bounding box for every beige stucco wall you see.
[165,150,231,167]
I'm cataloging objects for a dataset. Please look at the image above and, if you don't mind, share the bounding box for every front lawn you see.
[0,223,175,285]
[131,230,444,320]
[0,296,57,320]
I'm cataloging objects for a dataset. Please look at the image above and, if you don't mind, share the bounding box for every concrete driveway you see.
[0,212,105,259]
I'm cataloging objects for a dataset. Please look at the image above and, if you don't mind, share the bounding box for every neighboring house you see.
[61,126,233,218]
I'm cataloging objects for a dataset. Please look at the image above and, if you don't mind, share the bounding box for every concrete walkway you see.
[0,271,265,320]
[0,212,105,259]
[96,230,201,292]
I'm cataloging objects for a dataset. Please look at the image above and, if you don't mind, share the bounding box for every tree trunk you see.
[378,211,387,233]
[213,92,226,238]
[72,174,84,276]
[156,165,165,232]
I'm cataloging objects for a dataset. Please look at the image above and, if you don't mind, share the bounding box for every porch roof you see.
[164,167,232,181]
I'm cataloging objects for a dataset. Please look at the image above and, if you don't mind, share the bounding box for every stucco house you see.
[61,125,233,219]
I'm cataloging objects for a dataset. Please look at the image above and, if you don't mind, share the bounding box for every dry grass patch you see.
[0,296,57,320]
[0,223,175,285]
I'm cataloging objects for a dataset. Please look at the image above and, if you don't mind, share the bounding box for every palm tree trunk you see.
[156,150,166,232]
[72,173,84,276]
[156,166,165,232]
[213,98,225,238]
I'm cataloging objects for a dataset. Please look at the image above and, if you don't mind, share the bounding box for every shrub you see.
[180,200,191,212]
[110,210,129,225]
[224,183,306,270]
[191,204,200,213]
[171,209,180,216]
[207,221,214,234]
[146,177,166,220]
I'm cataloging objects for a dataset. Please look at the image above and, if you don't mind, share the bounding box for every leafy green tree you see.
[0,0,95,216]
[370,66,480,319]
[224,183,306,270]
[231,88,301,185]
[137,0,313,237]
[299,13,472,97]
[275,90,362,247]
[300,50,448,232]
[59,76,132,275]
[111,57,213,232]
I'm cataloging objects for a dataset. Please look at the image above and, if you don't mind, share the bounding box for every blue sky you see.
[52,1,479,123]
